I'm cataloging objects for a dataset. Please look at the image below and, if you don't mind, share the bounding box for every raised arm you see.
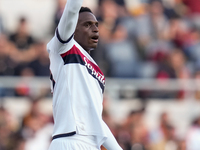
[57,0,83,42]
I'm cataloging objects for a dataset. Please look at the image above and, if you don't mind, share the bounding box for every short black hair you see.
[79,7,93,14]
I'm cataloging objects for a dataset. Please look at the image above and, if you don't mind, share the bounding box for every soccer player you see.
[47,0,123,150]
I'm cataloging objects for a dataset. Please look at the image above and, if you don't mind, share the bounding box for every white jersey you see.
[47,35,108,146]
[47,0,123,149]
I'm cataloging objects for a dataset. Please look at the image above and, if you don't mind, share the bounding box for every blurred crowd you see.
[0,98,53,150]
[0,96,200,150]
[0,0,200,149]
[1,0,200,99]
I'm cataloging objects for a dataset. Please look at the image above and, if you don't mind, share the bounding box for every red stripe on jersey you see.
[60,45,105,81]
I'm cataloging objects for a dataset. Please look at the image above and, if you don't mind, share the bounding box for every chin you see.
[91,43,98,49]
[84,43,98,51]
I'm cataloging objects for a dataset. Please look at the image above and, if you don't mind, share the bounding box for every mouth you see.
[91,35,99,43]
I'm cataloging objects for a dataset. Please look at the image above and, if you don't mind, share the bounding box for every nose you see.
[92,24,99,33]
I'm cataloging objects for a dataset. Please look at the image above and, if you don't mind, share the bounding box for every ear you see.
[74,22,81,36]
[74,24,79,35]
[74,28,79,41]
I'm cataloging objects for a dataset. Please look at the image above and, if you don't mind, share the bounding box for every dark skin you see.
[74,12,99,54]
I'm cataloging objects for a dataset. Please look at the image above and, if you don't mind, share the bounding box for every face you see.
[74,12,99,53]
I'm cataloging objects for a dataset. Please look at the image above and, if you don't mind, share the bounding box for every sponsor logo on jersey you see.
[84,57,105,86]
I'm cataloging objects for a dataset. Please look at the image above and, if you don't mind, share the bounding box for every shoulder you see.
[47,36,76,54]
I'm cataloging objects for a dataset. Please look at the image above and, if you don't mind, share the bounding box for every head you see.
[74,7,99,53]
[18,17,29,36]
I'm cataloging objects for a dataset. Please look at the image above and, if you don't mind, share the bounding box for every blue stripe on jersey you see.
[50,73,55,90]
[62,54,85,65]
[56,28,74,44]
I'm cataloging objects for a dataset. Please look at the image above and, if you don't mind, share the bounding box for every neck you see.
[86,49,90,54]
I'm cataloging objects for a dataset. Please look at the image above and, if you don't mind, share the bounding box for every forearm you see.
[102,122,123,150]
[57,0,83,41]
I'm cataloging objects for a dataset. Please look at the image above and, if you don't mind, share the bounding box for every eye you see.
[84,23,91,28]
[95,23,99,27]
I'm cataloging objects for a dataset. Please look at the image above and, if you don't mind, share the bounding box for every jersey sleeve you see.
[102,122,123,150]
[47,0,83,54]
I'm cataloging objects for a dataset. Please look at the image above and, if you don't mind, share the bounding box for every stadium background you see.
[0,0,200,150]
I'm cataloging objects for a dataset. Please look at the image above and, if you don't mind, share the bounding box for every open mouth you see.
[91,36,99,43]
